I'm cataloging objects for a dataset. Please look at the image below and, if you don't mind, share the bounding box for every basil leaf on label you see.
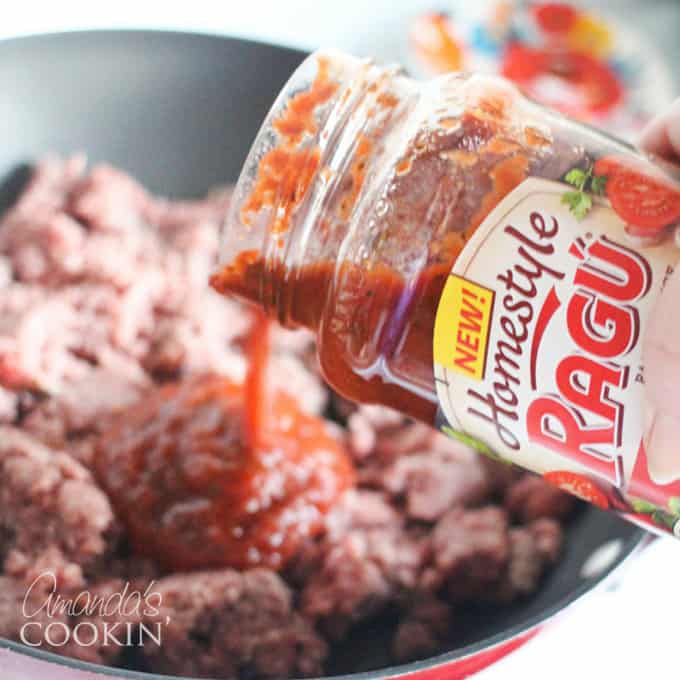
[591,175,607,195]
[561,191,581,208]
[668,497,680,515]
[561,191,592,220]
[562,163,601,219]
[572,193,592,220]
[565,168,586,187]
[440,426,511,465]
[652,510,676,530]
[631,498,657,514]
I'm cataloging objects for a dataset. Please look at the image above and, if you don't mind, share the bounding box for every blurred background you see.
[2,1,678,677]
[3,0,678,141]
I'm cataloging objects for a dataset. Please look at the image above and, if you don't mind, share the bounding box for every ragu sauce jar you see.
[211,50,680,537]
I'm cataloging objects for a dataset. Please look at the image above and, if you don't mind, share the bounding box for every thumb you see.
[638,97,680,163]
[642,266,680,483]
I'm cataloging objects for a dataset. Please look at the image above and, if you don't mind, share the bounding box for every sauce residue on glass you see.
[211,92,535,426]
[241,57,339,234]
[213,256,445,424]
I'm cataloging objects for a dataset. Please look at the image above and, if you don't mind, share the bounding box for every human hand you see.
[639,98,680,164]
[640,98,680,483]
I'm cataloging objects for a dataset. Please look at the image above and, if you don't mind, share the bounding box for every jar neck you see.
[214,50,417,330]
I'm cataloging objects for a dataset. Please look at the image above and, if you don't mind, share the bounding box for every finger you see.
[643,267,680,481]
[638,98,680,162]
[645,411,680,484]
[644,266,680,411]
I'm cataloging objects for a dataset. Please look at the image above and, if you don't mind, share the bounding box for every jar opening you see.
[213,50,413,327]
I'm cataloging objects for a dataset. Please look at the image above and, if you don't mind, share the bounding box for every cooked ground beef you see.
[141,570,327,679]
[0,575,72,652]
[0,157,577,679]
[504,474,578,522]
[0,426,119,589]
[392,595,453,663]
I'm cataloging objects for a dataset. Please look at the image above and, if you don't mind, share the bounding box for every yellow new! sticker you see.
[434,275,494,381]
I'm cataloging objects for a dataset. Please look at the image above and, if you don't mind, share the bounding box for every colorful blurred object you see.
[500,44,623,116]
[411,12,465,72]
[408,0,675,139]
[565,11,613,57]
[532,2,579,34]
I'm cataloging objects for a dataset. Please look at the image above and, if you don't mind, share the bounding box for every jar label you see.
[434,175,680,536]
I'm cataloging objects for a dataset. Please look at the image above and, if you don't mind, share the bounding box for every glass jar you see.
[212,50,680,536]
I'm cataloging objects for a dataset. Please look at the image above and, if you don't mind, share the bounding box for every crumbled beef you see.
[0,158,322,448]
[64,578,150,666]
[0,426,119,588]
[505,474,577,522]
[142,569,327,679]
[0,157,574,677]
[424,506,510,601]
[378,442,492,521]
[297,491,428,639]
[480,456,524,495]
[286,489,400,586]
[482,518,564,604]
[346,406,430,462]
[529,518,564,565]
[23,367,147,446]
[0,575,72,651]
[392,595,453,663]
[0,386,18,423]
[347,407,514,521]
[502,527,547,599]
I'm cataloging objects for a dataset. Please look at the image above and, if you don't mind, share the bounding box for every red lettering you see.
[566,291,638,359]
[460,292,482,333]
[453,346,477,374]
[555,355,627,443]
[457,329,479,352]
[527,396,620,484]
[574,236,651,302]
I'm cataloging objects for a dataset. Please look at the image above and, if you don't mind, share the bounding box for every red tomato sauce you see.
[212,254,449,425]
[96,319,355,572]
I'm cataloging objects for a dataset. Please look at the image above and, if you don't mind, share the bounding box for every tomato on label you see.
[593,155,624,179]
[594,155,680,232]
[608,173,680,232]
[543,471,609,509]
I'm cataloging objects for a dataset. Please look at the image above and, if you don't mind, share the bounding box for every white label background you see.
[434,178,678,487]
